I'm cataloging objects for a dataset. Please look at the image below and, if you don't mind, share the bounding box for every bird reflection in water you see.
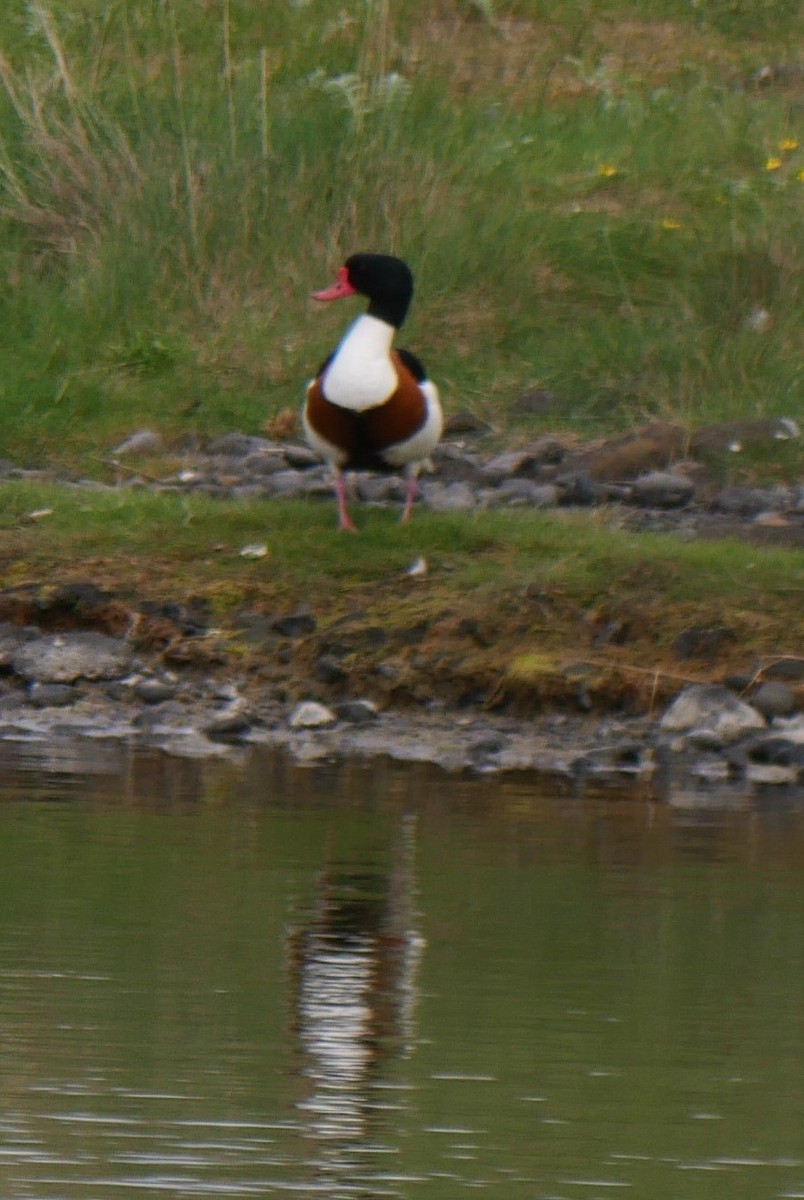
[287,814,424,1188]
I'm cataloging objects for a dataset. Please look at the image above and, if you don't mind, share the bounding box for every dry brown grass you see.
[405,11,753,107]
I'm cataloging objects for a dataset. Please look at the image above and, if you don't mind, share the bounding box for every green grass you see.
[2,482,801,608]
[2,483,801,702]
[0,0,800,471]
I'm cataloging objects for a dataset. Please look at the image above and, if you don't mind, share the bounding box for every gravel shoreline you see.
[1,417,802,801]
[0,661,802,802]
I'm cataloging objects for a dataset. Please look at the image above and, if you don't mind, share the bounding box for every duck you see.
[303,252,443,531]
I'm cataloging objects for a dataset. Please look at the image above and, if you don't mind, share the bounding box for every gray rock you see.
[358,475,406,503]
[283,444,321,468]
[0,623,38,668]
[111,429,161,457]
[481,450,541,483]
[422,481,477,512]
[555,474,606,505]
[526,435,567,463]
[688,756,732,782]
[27,682,78,707]
[205,708,252,739]
[442,410,487,435]
[750,681,799,718]
[744,762,799,785]
[574,742,655,778]
[242,452,288,476]
[135,679,179,705]
[315,655,348,684]
[660,685,765,743]
[261,469,312,497]
[207,433,279,457]
[432,444,485,483]
[272,610,316,638]
[334,699,379,724]
[742,731,804,772]
[762,657,804,682]
[11,632,132,683]
[630,471,694,508]
[673,624,734,660]
[494,479,559,506]
[289,701,337,729]
[715,486,778,516]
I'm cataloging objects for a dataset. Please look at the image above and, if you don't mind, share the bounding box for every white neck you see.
[323,314,398,412]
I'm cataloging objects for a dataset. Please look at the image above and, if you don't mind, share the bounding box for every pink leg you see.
[400,472,418,524]
[334,474,358,532]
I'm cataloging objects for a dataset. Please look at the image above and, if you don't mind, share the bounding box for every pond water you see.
[0,740,802,1200]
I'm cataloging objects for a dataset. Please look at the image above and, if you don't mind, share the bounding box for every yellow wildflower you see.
[778,138,799,152]
[798,168,804,182]
[598,163,617,177]
[661,218,681,229]
[765,157,783,171]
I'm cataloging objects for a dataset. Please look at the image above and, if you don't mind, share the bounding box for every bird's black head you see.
[343,253,414,328]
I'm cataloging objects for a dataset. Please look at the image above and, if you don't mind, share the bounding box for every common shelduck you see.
[303,252,443,531]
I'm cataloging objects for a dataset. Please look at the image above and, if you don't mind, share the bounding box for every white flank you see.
[322,314,398,411]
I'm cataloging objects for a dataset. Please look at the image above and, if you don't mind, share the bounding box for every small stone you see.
[745,307,772,333]
[0,623,38,668]
[526,435,567,464]
[358,475,405,502]
[714,486,773,516]
[745,762,798,785]
[495,479,559,506]
[261,469,310,497]
[112,429,161,456]
[762,658,804,682]
[673,624,734,660]
[480,450,540,483]
[773,417,800,440]
[334,699,379,724]
[205,706,252,739]
[289,701,337,729]
[283,444,321,468]
[207,433,278,457]
[432,444,484,483]
[11,632,132,683]
[241,452,287,476]
[27,682,77,707]
[660,685,765,743]
[750,681,799,718]
[443,411,487,435]
[272,610,316,638]
[314,654,348,684]
[405,556,428,578]
[745,734,804,770]
[630,471,694,508]
[135,679,178,705]
[239,543,269,559]
[689,757,732,782]
[422,481,477,512]
[556,473,605,505]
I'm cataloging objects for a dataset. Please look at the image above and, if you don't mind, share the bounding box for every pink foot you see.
[335,475,358,532]
[400,474,418,524]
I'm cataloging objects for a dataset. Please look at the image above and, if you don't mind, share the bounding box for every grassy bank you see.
[0,0,801,470]
[1,483,802,709]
